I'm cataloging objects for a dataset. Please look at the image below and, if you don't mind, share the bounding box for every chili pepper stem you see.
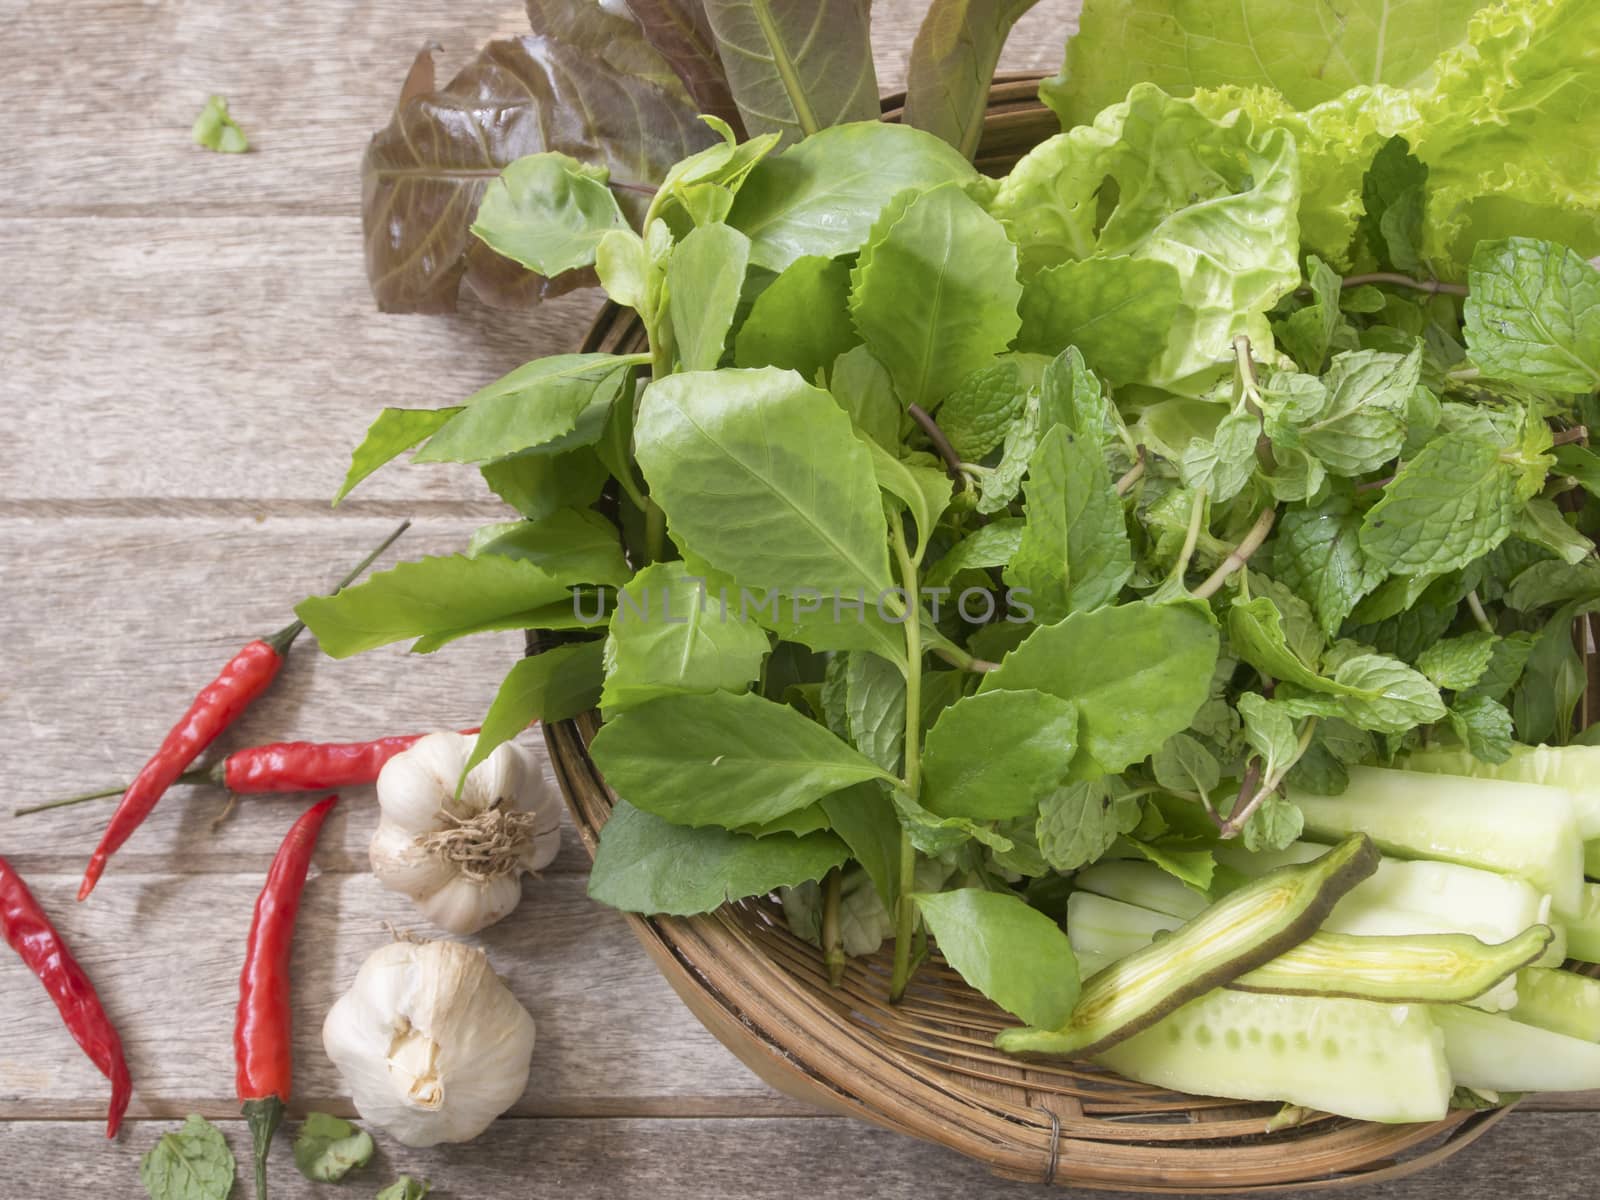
[243,1095,285,1200]
[264,519,412,657]
[15,764,221,817]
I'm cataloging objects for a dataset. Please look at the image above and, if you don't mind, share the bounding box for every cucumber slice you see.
[1072,861,1210,920]
[1405,745,1600,837]
[1513,968,1600,1042]
[1587,841,1600,882]
[1291,766,1585,915]
[1066,891,1182,963]
[1097,989,1451,1124]
[1229,926,1550,1003]
[1435,1003,1600,1092]
[1562,882,1600,964]
[999,836,1378,1058]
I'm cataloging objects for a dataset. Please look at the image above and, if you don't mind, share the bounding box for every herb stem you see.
[1194,507,1277,600]
[1114,446,1147,497]
[1552,426,1590,448]
[1169,488,1209,588]
[907,403,965,489]
[931,642,998,674]
[1216,719,1318,838]
[821,867,845,988]
[1342,272,1469,297]
[1466,589,1495,635]
[889,520,924,1003]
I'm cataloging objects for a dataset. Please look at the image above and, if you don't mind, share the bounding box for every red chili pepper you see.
[21,728,480,817]
[0,856,132,1137]
[236,794,337,1199]
[77,522,408,900]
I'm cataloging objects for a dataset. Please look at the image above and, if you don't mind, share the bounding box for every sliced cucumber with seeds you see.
[999,835,1378,1059]
[1513,967,1600,1042]
[1291,766,1584,915]
[1435,1003,1600,1093]
[1096,990,1451,1124]
[1229,926,1551,1003]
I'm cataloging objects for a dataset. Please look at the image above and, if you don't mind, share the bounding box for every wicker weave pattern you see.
[542,76,1515,1191]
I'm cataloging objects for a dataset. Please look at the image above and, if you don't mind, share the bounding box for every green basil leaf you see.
[600,562,770,716]
[733,255,859,382]
[470,152,629,277]
[588,800,848,915]
[292,1113,374,1183]
[668,222,751,371]
[590,690,892,827]
[469,509,631,586]
[1016,256,1184,387]
[921,689,1078,820]
[1465,237,1600,393]
[636,367,895,600]
[296,554,578,658]
[462,640,604,782]
[1359,433,1520,576]
[334,408,460,504]
[1005,425,1132,622]
[913,888,1079,1028]
[729,122,975,272]
[981,601,1218,776]
[700,0,879,147]
[1036,778,1141,871]
[849,183,1022,410]
[140,1115,235,1200]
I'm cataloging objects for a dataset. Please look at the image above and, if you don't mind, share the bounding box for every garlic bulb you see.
[322,938,536,1146]
[369,732,561,934]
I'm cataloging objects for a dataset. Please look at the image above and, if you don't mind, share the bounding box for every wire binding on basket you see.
[534,73,1542,1192]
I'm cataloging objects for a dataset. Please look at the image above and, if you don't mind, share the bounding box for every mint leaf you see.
[1516,498,1594,566]
[292,1113,373,1183]
[936,356,1042,459]
[863,441,953,561]
[1300,347,1421,476]
[921,690,1078,820]
[1242,793,1305,853]
[1274,494,1384,637]
[1180,407,1260,502]
[335,408,459,504]
[600,563,770,716]
[1416,632,1497,691]
[1465,238,1600,393]
[590,690,891,828]
[470,152,628,277]
[1151,733,1221,800]
[375,1179,430,1200]
[733,255,858,382]
[1464,631,1538,702]
[295,554,578,658]
[140,1115,235,1200]
[589,800,848,915]
[893,788,1015,856]
[913,889,1079,1028]
[1448,695,1515,764]
[1036,779,1141,870]
[1005,424,1133,622]
[1358,138,1428,274]
[462,640,605,780]
[925,519,1024,588]
[976,390,1041,514]
[982,602,1218,776]
[1555,444,1600,500]
[1016,256,1183,387]
[1359,433,1519,576]
[849,183,1022,410]
[1329,653,1449,732]
[1237,692,1299,781]
[841,651,907,775]
[637,367,895,600]
[668,222,751,371]
[1275,256,1351,373]
[192,95,247,153]
[416,354,637,464]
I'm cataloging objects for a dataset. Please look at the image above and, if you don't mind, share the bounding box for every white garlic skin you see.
[322,939,536,1147]
[369,732,562,935]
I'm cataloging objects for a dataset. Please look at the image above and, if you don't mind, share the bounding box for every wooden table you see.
[2,2,1595,1195]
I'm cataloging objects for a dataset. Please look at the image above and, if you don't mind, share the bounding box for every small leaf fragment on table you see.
[376,1177,431,1200]
[293,1112,374,1183]
[192,95,248,153]
[140,1114,235,1200]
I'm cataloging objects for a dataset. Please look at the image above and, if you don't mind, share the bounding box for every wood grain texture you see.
[7,1112,1600,1200]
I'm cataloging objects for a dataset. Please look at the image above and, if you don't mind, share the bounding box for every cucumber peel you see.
[998,835,1378,1059]
[1230,925,1552,1003]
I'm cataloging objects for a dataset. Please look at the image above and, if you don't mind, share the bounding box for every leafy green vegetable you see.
[375,1176,431,1200]
[921,690,1078,819]
[1037,779,1142,871]
[700,0,879,147]
[462,640,605,780]
[1465,238,1600,392]
[913,888,1079,1027]
[470,152,629,277]
[469,509,630,585]
[334,408,460,504]
[1359,434,1521,575]
[192,95,248,154]
[734,255,859,380]
[293,1113,374,1183]
[591,690,891,827]
[140,1115,235,1200]
[849,183,1021,410]
[1016,257,1184,386]
[588,800,848,914]
[668,222,752,370]
[904,0,1042,158]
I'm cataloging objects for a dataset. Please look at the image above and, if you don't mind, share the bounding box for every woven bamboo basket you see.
[538,74,1521,1191]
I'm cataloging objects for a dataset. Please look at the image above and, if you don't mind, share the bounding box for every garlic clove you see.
[375,734,470,833]
[415,872,524,936]
[369,821,457,900]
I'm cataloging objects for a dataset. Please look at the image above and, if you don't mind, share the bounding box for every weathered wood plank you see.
[4,0,1079,216]
[2,1111,1593,1200]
